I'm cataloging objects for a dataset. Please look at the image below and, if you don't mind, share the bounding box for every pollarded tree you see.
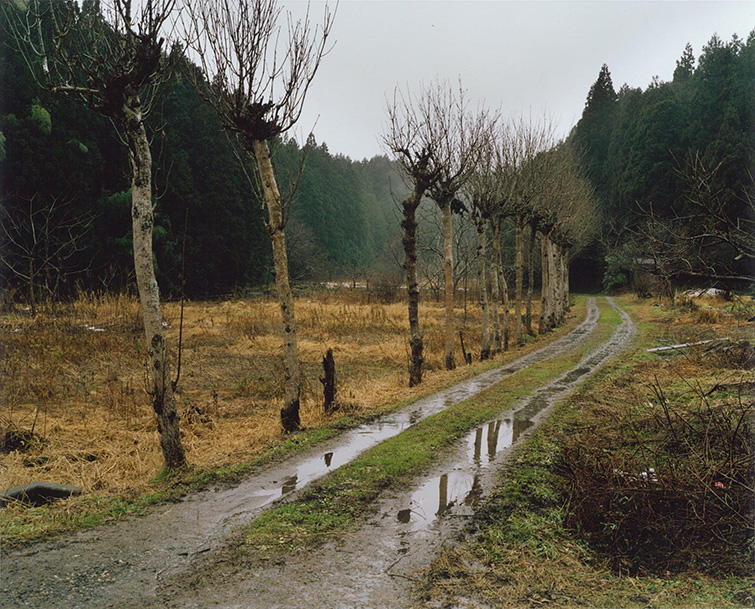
[488,117,553,349]
[487,123,519,352]
[382,85,443,386]
[183,0,333,431]
[464,129,500,360]
[4,0,186,468]
[534,142,598,330]
[507,115,557,345]
[425,81,492,370]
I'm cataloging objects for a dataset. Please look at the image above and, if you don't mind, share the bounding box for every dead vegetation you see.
[0,287,548,515]
[560,378,754,576]
[557,296,755,579]
[418,292,755,608]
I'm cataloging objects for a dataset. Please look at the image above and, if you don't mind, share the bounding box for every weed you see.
[560,376,754,577]
[696,306,722,324]
[418,295,754,608]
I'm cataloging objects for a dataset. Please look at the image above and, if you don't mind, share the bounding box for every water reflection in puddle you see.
[395,298,632,533]
[246,300,601,508]
[401,415,534,529]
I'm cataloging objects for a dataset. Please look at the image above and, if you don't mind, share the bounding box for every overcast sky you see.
[281,0,754,161]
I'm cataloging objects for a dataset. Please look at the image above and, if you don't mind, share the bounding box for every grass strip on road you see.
[418,295,753,609]
[240,298,621,557]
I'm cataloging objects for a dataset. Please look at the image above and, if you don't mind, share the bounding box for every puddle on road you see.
[253,299,601,503]
[396,298,634,533]
[399,414,533,529]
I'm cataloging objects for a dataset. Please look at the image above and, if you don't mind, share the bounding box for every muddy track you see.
[1,297,631,609]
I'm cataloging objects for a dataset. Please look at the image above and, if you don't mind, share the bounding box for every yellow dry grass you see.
[1,289,550,501]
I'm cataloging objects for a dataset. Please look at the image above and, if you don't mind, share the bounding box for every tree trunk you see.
[402,191,424,386]
[554,245,566,326]
[252,139,301,432]
[126,110,185,469]
[546,236,557,330]
[491,216,509,351]
[539,232,549,334]
[476,218,490,360]
[28,260,37,317]
[525,222,536,335]
[552,243,562,326]
[442,201,455,370]
[489,223,501,354]
[563,246,570,313]
[514,215,524,345]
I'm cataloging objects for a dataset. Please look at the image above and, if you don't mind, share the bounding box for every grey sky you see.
[283,0,754,161]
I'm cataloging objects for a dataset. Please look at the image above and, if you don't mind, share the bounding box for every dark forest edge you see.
[2,5,752,303]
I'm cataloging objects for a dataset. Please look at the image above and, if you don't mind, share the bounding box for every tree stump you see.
[320,348,337,414]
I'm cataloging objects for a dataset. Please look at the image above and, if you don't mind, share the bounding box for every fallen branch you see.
[647,338,730,353]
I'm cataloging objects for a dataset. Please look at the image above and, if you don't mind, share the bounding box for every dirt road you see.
[1,297,635,609]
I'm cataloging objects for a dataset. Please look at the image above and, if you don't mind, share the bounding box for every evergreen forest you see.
[1,6,753,301]
[0,9,403,300]
[569,32,754,292]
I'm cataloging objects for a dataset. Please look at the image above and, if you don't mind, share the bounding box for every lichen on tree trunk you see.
[476,218,490,360]
[124,102,185,470]
[526,221,537,335]
[402,192,424,387]
[442,202,455,370]
[491,216,509,351]
[539,233,549,334]
[514,216,524,346]
[252,139,301,432]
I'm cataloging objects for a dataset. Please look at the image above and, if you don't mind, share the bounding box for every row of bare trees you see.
[4,0,596,473]
[383,82,598,388]
[4,0,332,468]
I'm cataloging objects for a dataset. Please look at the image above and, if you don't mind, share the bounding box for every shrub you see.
[559,382,754,576]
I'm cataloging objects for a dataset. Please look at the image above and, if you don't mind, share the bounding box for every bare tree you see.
[425,81,492,370]
[486,122,523,352]
[534,142,598,331]
[183,0,333,431]
[382,86,444,386]
[4,0,186,468]
[0,193,95,315]
[635,153,755,296]
[506,115,557,344]
[465,130,500,360]
[525,219,538,335]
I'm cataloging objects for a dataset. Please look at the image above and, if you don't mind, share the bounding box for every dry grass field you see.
[1,287,545,505]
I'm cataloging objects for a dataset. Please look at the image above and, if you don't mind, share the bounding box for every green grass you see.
[1,299,591,550]
[239,297,622,556]
[419,295,754,609]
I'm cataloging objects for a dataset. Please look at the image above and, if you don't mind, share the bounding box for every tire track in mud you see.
[154,298,636,609]
[2,299,606,609]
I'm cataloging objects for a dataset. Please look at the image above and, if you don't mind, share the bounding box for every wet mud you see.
[0,298,628,609]
[147,298,635,609]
